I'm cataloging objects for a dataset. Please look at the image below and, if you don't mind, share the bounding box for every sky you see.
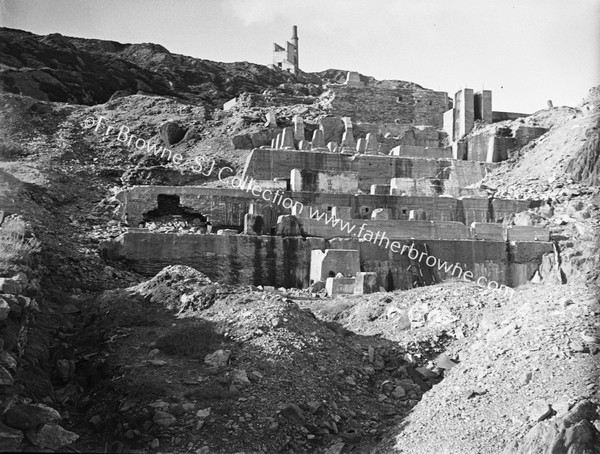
[1,0,599,112]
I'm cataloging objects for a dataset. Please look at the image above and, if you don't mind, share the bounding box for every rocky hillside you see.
[0,27,321,108]
[0,26,598,454]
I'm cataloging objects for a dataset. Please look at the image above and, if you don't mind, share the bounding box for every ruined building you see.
[272,26,299,74]
[112,63,554,297]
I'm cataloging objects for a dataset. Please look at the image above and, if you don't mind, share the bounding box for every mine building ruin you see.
[272,25,299,74]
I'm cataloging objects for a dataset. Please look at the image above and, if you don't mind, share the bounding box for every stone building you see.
[272,26,299,74]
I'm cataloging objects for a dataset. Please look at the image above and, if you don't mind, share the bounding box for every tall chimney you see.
[291,25,299,69]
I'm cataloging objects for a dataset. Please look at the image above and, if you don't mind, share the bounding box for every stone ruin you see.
[272,26,299,75]
[110,77,555,297]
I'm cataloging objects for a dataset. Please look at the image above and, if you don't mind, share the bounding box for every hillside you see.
[0,27,598,454]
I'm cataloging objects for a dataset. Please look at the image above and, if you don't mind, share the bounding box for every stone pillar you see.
[311,129,325,150]
[340,117,355,152]
[454,88,475,140]
[356,138,366,153]
[265,111,277,128]
[275,133,282,150]
[281,127,295,149]
[293,115,305,142]
[327,142,338,153]
[270,138,276,149]
[474,90,492,124]
[298,140,310,150]
[365,133,378,154]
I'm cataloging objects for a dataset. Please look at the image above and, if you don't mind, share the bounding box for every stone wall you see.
[114,231,553,291]
[464,125,547,162]
[120,186,540,231]
[327,86,450,127]
[389,145,452,159]
[115,231,324,288]
[298,219,471,240]
[242,149,490,192]
[290,169,359,193]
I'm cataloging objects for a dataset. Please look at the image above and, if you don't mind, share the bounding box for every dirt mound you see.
[133,264,218,311]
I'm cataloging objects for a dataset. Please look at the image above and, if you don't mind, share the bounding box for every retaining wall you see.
[113,231,553,291]
[121,186,541,231]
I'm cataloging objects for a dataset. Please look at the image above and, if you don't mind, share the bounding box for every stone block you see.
[281,127,295,149]
[310,249,360,283]
[354,272,378,295]
[506,226,550,242]
[223,98,237,111]
[365,133,378,154]
[265,111,277,128]
[243,214,264,235]
[345,71,364,88]
[216,229,237,235]
[341,131,356,152]
[326,277,356,297]
[356,138,366,153]
[474,90,492,123]
[370,184,391,195]
[454,88,474,140]
[298,140,310,150]
[293,115,305,141]
[311,129,325,149]
[471,222,504,241]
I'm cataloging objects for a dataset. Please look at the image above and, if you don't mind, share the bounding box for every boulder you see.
[204,349,230,367]
[0,279,21,295]
[159,122,186,146]
[26,423,78,450]
[152,411,176,427]
[5,403,61,430]
[0,297,10,321]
